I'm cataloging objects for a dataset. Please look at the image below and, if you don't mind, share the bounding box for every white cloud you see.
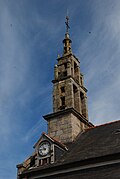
[71,0,120,125]
[0,1,120,178]
[22,119,47,143]
[80,1,120,125]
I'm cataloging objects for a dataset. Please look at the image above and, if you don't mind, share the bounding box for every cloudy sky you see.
[0,0,120,178]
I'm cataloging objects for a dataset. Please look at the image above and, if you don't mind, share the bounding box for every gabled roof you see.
[60,120,120,163]
[19,120,120,179]
[34,132,67,151]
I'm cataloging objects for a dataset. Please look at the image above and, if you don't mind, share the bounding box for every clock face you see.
[39,141,50,156]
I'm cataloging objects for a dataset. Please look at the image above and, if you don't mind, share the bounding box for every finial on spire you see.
[63,15,72,55]
[65,16,70,33]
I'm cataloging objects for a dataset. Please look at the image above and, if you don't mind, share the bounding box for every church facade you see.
[17,17,120,179]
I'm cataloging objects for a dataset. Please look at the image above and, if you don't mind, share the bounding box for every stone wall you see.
[48,112,85,144]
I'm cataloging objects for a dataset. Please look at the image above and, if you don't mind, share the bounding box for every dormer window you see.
[32,133,67,167]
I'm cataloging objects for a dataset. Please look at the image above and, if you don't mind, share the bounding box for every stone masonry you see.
[44,30,93,144]
[46,110,89,144]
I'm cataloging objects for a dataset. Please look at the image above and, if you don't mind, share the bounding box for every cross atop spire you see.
[63,16,72,55]
[65,16,70,33]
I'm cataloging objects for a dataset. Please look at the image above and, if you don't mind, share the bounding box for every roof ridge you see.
[85,120,120,132]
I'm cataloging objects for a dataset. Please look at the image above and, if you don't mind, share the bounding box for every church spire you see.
[43,16,92,145]
[63,16,72,55]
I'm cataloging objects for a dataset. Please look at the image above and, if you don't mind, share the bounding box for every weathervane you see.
[65,16,70,33]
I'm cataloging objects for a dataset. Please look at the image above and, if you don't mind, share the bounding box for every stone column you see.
[54,65,58,80]
[67,61,71,76]
[80,94,88,120]
[65,80,74,108]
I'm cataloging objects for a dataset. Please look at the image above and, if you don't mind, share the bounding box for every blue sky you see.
[0,0,120,178]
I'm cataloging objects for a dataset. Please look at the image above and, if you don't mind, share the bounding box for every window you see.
[63,71,67,77]
[61,86,65,93]
[61,96,65,106]
[80,76,83,86]
[60,96,65,110]
[73,84,77,93]
[74,62,78,73]
[58,72,61,78]
[30,156,35,167]
[40,157,51,166]
[73,84,78,110]
[80,92,86,117]
[80,92,84,100]
[64,63,67,69]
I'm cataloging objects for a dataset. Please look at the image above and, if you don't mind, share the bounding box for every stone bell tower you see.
[44,16,93,144]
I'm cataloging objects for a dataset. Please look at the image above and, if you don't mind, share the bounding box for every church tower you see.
[17,18,95,178]
[44,16,93,144]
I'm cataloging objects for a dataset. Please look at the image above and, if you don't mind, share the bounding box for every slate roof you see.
[19,120,120,179]
[34,120,120,167]
[60,120,120,164]
[20,121,120,179]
